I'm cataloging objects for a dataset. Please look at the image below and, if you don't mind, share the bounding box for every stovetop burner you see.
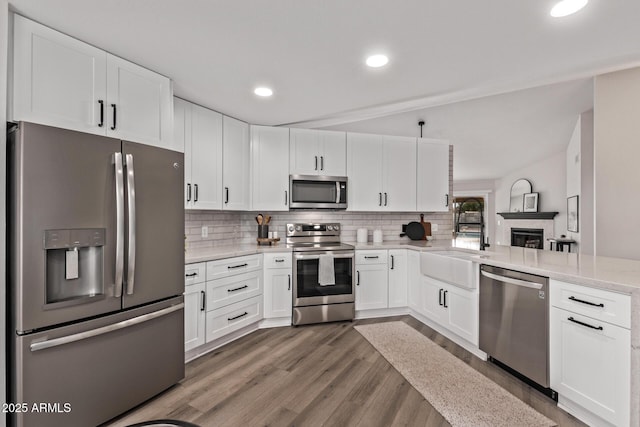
[286,223,352,252]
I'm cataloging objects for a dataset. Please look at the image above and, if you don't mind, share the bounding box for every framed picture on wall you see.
[523,192,539,212]
[567,195,579,232]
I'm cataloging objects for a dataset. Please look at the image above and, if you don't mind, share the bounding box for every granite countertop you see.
[474,245,640,294]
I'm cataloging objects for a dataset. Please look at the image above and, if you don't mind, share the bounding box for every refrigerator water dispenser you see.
[44,229,105,304]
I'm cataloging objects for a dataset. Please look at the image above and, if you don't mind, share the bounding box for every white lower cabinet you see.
[550,280,630,427]
[355,251,389,311]
[184,281,205,352]
[206,295,263,342]
[414,275,477,345]
[388,250,408,308]
[263,253,293,320]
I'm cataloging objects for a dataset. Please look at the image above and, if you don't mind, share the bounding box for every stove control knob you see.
[334,225,340,231]
[295,225,301,232]
[288,225,294,233]
[327,225,333,231]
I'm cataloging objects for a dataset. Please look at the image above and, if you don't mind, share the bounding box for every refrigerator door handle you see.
[125,153,137,295]
[114,152,125,297]
[30,303,185,352]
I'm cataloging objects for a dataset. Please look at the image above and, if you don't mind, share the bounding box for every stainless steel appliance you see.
[7,122,185,427]
[289,175,347,209]
[479,264,556,399]
[287,223,354,325]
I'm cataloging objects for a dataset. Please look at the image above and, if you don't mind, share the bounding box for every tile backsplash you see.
[185,210,453,250]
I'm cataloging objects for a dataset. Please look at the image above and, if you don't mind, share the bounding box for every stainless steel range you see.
[287,223,355,325]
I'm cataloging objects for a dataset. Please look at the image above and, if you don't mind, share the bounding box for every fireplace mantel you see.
[497,212,558,220]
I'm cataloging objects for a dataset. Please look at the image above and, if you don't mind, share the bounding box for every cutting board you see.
[420,214,432,240]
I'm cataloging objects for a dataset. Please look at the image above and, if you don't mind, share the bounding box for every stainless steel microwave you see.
[289,175,347,209]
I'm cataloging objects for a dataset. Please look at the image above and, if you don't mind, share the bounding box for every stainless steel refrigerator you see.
[7,122,185,427]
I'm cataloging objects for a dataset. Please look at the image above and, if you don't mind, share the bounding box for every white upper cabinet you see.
[12,14,173,149]
[178,99,223,210]
[105,54,173,149]
[250,125,290,211]
[347,133,417,211]
[290,128,346,176]
[417,138,450,212]
[222,116,251,210]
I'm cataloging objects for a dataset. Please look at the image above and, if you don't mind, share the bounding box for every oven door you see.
[293,250,354,306]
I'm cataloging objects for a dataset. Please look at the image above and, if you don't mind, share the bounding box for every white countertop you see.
[475,246,640,294]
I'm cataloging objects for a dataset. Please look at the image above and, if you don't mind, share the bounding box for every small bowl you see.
[426,236,434,241]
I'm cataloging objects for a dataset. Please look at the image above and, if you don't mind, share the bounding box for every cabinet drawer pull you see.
[200,290,205,311]
[228,312,248,322]
[443,290,448,308]
[227,285,248,293]
[228,263,248,269]
[439,288,443,306]
[364,256,379,259]
[568,296,604,308]
[275,259,285,263]
[185,272,198,278]
[110,103,117,130]
[568,316,603,331]
[98,100,104,127]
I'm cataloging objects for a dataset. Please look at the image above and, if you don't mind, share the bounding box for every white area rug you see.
[355,321,556,427]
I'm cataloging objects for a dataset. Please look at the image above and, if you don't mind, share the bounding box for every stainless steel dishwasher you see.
[479,264,556,400]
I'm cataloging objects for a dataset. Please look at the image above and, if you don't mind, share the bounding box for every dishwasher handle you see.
[481,270,543,290]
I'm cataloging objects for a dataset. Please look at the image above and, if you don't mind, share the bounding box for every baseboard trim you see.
[185,322,260,363]
[355,307,410,320]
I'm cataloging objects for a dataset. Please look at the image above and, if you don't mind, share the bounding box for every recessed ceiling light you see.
[254,87,273,97]
[550,0,588,17]
[366,54,389,68]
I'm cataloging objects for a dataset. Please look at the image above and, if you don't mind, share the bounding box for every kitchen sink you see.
[420,250,476,289]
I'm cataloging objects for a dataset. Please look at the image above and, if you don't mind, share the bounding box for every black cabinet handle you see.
[194,184,198,202]
[315,156,318,170]
[356,270,360,286]
[228,263,248,269]
[186,183,191,202]
[228,312,248,321]
[185,272,197,277]
[379,193,382,206]
[285,190,288,206]
[275,259,285,263]
[225,187,229,204]
[445,194,449,207]
[384,193,388,206]
[364,256,379,259]
[110,104,117,130]
[390,255,395,270]
[568,316,603,331]
[443,290,448,308]
[200,290,205,311]
[227,285,248,293]
[568,296,604,308]
[321,156,324,171]
[288,274,291,291]
[98,100,104,127]
[439,289,443,306]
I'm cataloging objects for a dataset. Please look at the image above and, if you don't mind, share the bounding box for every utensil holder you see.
[258,225,269,239]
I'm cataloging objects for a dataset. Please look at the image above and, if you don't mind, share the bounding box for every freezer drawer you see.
[11,297,184,427]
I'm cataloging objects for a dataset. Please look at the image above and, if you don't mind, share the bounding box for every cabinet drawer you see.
[185,263,206,286]
[206,254,262,280]
[550,279,630,329]
[264,252,292,269]
[206,295,263,342]
[356,251,388,265]
[206,271,262,310]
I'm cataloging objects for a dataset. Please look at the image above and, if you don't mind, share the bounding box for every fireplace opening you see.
[511,228,544,249]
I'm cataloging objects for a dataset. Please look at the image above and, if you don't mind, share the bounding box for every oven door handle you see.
[481,270,543,290]
[336,181,341,204]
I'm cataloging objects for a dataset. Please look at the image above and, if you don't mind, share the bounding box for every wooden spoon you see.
[257,214,263,225]
[264,215,271,225]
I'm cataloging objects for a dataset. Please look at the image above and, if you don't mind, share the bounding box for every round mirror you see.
[509,179,532,212]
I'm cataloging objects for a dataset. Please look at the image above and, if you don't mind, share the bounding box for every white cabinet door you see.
[105,54,173,148]
[184,282,205,351]
[251,125,290,211]
[382,136,417,211]
[264,269,292,319]
[407,251,421,312]
[347,133,384,211]
[445,285,477,345]
[290,128,320,175]
[174,98,191,208]
[318,130,346,176]
[417,138,450,212]
[222,116,250,210]
[388,250,408,308]
[550,308,630,427]
[420,276,447,325]
[190,104,223,210]
[355,264,388,310]
[12,14,107,135]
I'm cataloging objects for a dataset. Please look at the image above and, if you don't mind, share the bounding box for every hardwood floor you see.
[103,317,586,427]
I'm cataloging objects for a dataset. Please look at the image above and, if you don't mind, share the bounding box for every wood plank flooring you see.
[103,316,586,427]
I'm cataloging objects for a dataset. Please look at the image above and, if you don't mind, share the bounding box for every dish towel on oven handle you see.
[318,254,335,286]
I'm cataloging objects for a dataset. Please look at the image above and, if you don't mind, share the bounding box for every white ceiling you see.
[8,0,640,180]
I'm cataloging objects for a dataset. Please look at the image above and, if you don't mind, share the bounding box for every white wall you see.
[594,67,640,260]
[493,151,567,246]
[1,1,9,425]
